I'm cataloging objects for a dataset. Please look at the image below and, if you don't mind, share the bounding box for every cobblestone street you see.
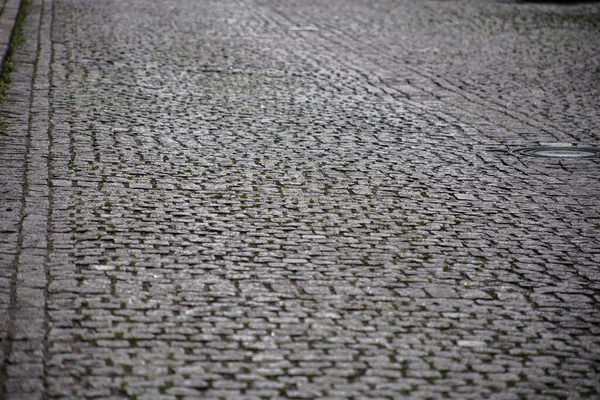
[1,0,599,399]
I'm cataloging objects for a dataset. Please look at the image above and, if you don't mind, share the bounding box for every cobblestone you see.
[1,0,599,399]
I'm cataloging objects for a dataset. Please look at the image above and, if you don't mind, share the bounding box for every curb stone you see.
[0,0,23,73]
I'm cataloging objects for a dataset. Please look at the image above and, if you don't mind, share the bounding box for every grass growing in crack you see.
[0,0,29,131]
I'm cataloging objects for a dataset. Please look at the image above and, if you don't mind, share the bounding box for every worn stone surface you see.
[1,0,599,399]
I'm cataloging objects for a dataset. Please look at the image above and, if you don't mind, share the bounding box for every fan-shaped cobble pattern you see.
[1,0,599,399]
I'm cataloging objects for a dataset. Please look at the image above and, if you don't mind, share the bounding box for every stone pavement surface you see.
[1,0,599,398]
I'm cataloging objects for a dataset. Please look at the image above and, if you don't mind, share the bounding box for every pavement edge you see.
[0,0,24,73]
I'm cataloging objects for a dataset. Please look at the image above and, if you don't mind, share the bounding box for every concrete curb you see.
[0,0,23,73]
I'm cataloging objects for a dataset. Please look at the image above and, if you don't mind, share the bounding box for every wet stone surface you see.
[0,0,599,399]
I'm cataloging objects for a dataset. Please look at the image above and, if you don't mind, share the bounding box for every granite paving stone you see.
[0,0,599,399]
